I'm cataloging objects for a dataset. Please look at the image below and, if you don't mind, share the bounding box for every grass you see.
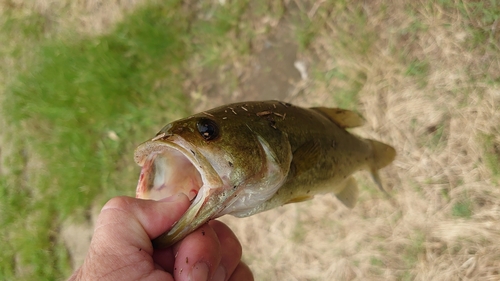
[319,68,367,109]
[403,232,426,267]
[6,15,189,212]
[302,1,376,109]
[404,59,430,88]
[2,0,500,280]
[482,134,500,184]
[444,0,500,50]
[452,200,473,218]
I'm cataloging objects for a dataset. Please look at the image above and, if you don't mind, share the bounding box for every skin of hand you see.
[68,194,254,281]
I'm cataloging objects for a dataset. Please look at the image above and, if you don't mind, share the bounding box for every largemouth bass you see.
[134,100,396,248]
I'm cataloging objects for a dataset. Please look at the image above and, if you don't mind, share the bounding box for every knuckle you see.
[101,196,136,213]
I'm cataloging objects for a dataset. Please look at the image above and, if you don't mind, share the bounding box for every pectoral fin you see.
[290,139,321,177]
[285,195,314,204]
[335,176,359,208]
[311,107,365,128]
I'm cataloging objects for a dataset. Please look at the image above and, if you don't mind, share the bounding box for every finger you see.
[209,220,242,281]
[172,223,221,281]
[93,195,188,258]
[228,262,254,281]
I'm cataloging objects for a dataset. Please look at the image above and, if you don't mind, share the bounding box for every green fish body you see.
[134,101,396,248]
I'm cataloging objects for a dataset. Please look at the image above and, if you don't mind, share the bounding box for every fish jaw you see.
[134,135,237,248]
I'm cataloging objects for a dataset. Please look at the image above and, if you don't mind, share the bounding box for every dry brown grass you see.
[220,1,500,280]
[3,0,499,280]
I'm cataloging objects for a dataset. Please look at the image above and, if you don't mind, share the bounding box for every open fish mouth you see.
[135,144,203,202]
[134,135,225,248]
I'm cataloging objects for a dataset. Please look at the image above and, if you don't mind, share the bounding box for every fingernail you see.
[189,262,209,281]
[213,265,226,281]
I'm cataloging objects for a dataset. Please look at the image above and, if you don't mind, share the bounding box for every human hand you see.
[68,194,253,281]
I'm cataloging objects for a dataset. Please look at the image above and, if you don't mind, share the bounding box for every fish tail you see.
[366,139,396,194]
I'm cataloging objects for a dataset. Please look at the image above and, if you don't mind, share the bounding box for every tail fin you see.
[366,139,396,194]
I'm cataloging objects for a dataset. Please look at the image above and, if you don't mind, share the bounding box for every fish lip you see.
[134,135,227,248]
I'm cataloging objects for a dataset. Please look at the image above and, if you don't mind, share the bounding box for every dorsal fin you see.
[311,107,365,128]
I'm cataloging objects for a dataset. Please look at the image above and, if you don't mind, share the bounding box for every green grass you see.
[482,134,500,184]
[295,14,318,51]
[399,232,425,280]
[368,256,384,276]
[404,232,425,265]
[404,59,430,88]
[4,0,191,213]
[452,200,473,218]
[304,1,375,110]
[439,0,500,51]
[466,1,500,47]
[187,0,251,66]
[370,256,384,267]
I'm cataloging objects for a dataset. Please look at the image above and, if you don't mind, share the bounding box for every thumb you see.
[102,194,191,238]
[73,195,190,281]
[94,194,191,252]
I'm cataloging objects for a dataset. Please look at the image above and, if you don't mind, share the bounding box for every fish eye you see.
[196,118,219,141]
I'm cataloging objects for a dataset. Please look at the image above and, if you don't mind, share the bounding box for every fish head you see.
[134,110,291,248]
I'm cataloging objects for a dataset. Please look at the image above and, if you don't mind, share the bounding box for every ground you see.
[1,1,500,280]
